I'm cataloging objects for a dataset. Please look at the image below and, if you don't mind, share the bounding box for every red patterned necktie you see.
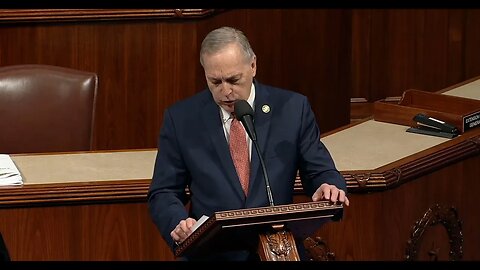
[229,115,250,196]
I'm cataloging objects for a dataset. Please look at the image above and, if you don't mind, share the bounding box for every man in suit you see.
[148,26,349,261]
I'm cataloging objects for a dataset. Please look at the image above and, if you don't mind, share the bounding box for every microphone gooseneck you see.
[234,100,274,206]
[234,100,256,141]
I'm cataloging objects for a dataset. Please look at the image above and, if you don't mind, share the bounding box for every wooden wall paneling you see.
[0,19,199,151]
[2,132,479,261]
[351,9,470,120]
[76,203,172,260]
[367,9,389,101]
[88,21,199,151]
[0,205,76,260]
[350,97,373,123]
[351,9,372,100]
[350,9,373,122]
[2,9,480,149]
[194,9,284,102]
[0,9,217,23]
[313,154,479,260]
[197,9,351,133]
[417,9,465,92]
[464,9,480,79]
[361,10,464,100]
[412,9,447,93]
[0,9,350,150]
[445,9,466,86]
[0,202,174,260]
[307,120,480,261]
[195,9,285,100]
[279,9,351,133]
[369,9,423,100]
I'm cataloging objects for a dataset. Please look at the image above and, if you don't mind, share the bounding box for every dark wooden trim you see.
[350,97,373,121]
[3,131,479,206]
[405,204,463,261]
[438,74,480,94]
[294,127,480,194]
[343,133,480,193]
[175,201,342,258]
[0,180,151,207]
[350,96,401,125]
[342,74,480,193]
[3,118,479,206]
[0,9,220,24]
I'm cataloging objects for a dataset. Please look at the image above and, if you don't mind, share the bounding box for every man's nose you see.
[221,82,232,95]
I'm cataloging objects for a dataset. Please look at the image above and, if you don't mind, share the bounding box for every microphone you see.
[234,100,274,206]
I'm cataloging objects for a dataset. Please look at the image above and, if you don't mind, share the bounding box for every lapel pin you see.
[262,104,270,114]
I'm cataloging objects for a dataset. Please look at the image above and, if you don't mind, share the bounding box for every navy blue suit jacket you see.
[148,81,346,258]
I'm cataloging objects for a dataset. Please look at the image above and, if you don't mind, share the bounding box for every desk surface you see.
[7,78,480,185]
[321,120,450,171]
[323,79,480,171]
[443,77,480,100]
[11,150,157,185]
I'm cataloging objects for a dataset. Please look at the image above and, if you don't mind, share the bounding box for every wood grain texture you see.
[0,126,477,260]
[2,9,480,148]
[0,203,174,260]
[196,9,351,134]
[1,9,480,260]
[350,9,477,119]
[0,9,351,150]
[315,155,480,260]
[0,9,218,23]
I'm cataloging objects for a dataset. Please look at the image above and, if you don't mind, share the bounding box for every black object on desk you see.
[407,113,459,139]
[413,113,458,134]
[406,126,458,139]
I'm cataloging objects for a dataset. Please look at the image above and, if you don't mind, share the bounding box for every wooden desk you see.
[0,149,175,260]
[1,78,479,261]
[310,78,480,260]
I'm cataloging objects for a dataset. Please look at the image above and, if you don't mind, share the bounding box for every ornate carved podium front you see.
[258,224,300,261]
[175,201,343,261]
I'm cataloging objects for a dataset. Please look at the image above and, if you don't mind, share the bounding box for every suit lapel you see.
[201,95,245,199]
[248,83,272,196]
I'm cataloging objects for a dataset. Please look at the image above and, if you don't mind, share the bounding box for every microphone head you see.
[234,100,254,120]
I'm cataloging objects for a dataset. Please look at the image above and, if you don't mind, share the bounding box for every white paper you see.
[191,215,209,233]
[0,154,23,186]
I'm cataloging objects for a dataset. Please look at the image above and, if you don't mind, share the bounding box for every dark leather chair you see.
[0,232,10,261]
[0,64,98,154]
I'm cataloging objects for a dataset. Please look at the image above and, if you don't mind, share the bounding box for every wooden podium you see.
[174,201,343,261]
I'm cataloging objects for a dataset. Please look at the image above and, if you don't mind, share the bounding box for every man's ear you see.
[251,56,257,77]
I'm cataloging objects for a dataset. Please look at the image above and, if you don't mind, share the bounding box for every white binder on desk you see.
[0,154,23,186]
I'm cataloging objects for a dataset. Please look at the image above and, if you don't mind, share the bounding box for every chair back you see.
[0,64,98,154]
[0,232,10,261]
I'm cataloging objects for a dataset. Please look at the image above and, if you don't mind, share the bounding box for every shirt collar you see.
[220,83,256,123]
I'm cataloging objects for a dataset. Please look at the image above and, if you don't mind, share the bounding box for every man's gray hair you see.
[200,26,256,67]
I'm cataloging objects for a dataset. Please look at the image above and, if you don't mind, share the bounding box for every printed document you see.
[0,154,23,186]
[191,215,209,233]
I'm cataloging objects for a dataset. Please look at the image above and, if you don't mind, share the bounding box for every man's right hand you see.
[170,217,197,244]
